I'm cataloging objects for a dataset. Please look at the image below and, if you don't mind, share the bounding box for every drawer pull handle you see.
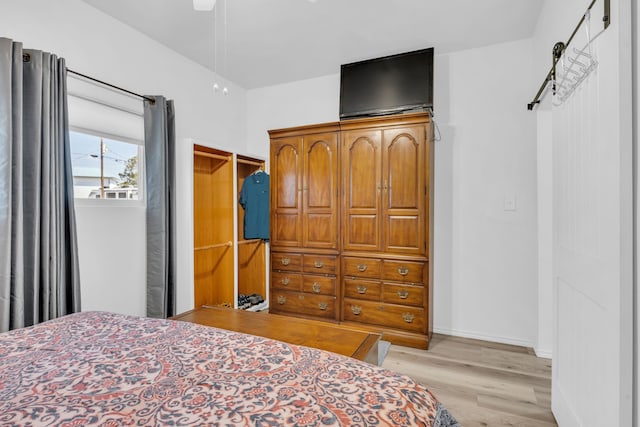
[314,261,324,268]
[356,285,367,294]
[318,302,328,310]
[402,313,415,323]
[357,264,368,272]
[298,295,305,300]
[277,296,286,305]
[351,305,362,315]
[281,277,290,285]
[398,267,409,276]
[312,282,321,293]
[281,258,290,266]
[397,290,409,299]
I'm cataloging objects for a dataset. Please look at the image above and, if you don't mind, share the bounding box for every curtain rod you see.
[21,52,155,105]
[527,0,610,111]
[66,68,156,105]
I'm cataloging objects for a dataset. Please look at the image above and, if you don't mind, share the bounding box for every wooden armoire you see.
[269,112,433,349]
[270,123,341,321]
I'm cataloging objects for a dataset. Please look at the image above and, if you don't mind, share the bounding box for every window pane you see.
[70,131,142,200]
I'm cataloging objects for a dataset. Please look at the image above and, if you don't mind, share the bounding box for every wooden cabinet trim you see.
[339,112,431,131]
[269,122,340,139]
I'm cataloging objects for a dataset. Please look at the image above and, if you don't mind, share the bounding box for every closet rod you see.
[237,159,264,167]
[527,0,609,111]
[194,241,233,251]
[66,68,156,105]
[195,151,231,162]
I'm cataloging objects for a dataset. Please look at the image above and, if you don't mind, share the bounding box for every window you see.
[70,130,144,202]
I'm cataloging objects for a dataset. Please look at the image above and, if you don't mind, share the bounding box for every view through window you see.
[70,130,143,200]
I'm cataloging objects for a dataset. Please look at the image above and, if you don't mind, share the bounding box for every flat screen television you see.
[339,48,434,120]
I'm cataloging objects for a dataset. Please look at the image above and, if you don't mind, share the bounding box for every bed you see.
[0,311,459,426]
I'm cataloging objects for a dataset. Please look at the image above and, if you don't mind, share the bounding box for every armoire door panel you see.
[346,215,379,248]
[386,215,421,252]
[305,213,336,245]
[383,127,424,210]
[344,132,380,209]
[305,135,336,209]
[382,126,425,255]
[272,139,301,209]
[343,130,382,252]
[273,213,301,246]
[271,138,303,247]
[303,133,338,249]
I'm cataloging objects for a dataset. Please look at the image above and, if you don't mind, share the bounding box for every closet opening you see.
[192,146,268,312]
[236,155,267,310]
[193,145,234,308]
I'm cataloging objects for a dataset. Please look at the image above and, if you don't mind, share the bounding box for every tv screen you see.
[339,48,434,120]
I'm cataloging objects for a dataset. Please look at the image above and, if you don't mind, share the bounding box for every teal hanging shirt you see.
[239,171,270,240]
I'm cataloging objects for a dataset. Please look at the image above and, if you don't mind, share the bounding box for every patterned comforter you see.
[0,311,459,426]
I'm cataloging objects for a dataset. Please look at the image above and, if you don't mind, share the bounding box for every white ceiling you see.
[81,0,543,89]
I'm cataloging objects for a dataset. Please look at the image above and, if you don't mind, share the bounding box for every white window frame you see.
[70,126,145,207]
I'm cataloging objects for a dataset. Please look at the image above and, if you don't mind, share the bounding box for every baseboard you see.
[533,346,552,359]
[433,327,535,350]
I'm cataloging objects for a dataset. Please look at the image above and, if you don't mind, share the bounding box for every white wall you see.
[246,74,340,157]
[432,39,538,347]
[1,0,248,316]
[247,38,539,347]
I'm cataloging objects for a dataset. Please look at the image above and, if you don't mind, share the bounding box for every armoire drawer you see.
[303,254,337,275]
[342,299,425,333]
[342,257,382,279]
[382,282,424,307]
[302,275,336,296]
[271,271,303,291]
[271,253,303,272]
[382,260,425,283]
[343,278,381,301]
[271,291,336,319]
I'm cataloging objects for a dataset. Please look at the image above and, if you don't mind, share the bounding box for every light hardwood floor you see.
[381,334,557,427]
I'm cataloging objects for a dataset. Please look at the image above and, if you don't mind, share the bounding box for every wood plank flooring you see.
[381,334,557,427]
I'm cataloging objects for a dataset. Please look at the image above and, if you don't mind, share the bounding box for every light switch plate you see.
[504,195,517,211]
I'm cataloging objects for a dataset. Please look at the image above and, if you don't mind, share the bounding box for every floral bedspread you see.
[0,311,460,426]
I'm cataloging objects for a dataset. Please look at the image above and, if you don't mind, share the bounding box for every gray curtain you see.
[0,38,81,333]
[144,96,176,318]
